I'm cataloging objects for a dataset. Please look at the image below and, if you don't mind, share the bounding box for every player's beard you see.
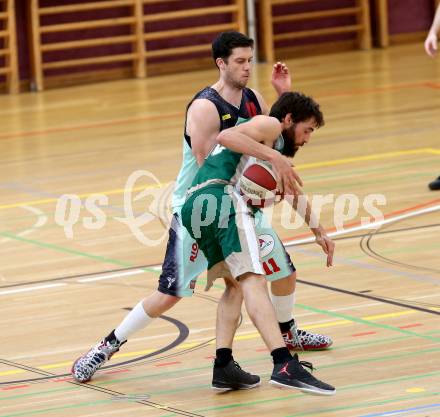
[281,124,300,157]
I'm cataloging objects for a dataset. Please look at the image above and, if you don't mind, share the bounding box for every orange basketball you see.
[239,161,281,208]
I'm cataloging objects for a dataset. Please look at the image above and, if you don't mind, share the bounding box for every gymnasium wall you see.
[3,0,438,90]
[15,0,237,83]
[387,0,433,35]
[266,0,359,50]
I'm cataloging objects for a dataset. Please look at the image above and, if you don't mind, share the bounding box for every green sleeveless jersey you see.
[187,118,284,194]
[171,87,262,211]
[172,139,198,210]
[188,143,250,194]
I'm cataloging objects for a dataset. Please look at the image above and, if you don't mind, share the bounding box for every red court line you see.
[1,384,29,390]
[0,111,184,140]
[1,81,437,141]
[317,81,437,99]
[144,198,440,272]
[424,82,440,89]
[286,197,440,242]
[399,323,423,329]
[154,361,181,367]
[352,331,377,337]
[103,369,130,375]
[54,377,73,383]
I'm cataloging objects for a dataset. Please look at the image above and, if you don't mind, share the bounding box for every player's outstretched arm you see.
[252,62,292,116]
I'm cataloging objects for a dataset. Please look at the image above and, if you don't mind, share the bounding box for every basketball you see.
[239,161,281,208]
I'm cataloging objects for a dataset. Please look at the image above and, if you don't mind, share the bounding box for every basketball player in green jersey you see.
[72,32,332,389]
[181,92,335,395]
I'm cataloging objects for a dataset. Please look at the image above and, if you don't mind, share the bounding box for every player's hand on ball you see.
[270,153,302,197]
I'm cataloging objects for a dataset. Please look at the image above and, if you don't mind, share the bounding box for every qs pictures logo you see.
[54,170,175,246]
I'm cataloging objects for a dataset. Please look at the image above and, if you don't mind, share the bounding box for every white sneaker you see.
[71,338,124,383]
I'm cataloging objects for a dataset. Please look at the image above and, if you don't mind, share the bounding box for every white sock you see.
[270,292,295,323]
[114,300,153,342]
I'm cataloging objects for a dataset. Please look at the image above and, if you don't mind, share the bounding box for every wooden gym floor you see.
[0,43,439,417]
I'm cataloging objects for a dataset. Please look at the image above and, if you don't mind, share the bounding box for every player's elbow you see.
[216,130,230,147]
[194,151,205,167]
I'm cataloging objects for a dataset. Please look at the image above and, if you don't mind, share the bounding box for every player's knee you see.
[239,272,267,292]
[144,291,182,317]
[270,271,296,294]
[161,293,182,309]
[223,278,243,299]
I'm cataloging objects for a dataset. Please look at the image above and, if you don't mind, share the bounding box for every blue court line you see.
[358,403,440,417]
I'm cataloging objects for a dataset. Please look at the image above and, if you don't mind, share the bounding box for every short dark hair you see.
[269,92,324,128]
[211,31,254,67]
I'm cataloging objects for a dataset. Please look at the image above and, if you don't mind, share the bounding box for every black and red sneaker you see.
[282,320,333,351]
[270,353,335,396]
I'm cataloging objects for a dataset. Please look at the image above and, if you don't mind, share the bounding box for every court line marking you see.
[157,370,440,416]
[284,202,440,246]
[295,245,440,285]
[1,336,439,395]
[1,82,438,414]
[295,147,439,170]
[120,351,440,394]
[161,390,439,416]
[0,207,47,245]
[1,147,438,211]
[283,395,440,417]
[0,284,66,296]
[296,303,439,342]
[6,293,438,363]
[77,270,145,283]
[316,80,440,98]
[0,112,185,140]
[0,309,428,377]
[0,183,169,210]
[79,351,440,388]
[1,198,439,294]
[358,403,440,417]
[2,155,437,226]
[0,172,438,376]
[1,80,438,142]
[1,346,439,400]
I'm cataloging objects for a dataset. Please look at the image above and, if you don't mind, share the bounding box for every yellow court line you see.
[0,182,172,210]
[363,311,415,321]
[0,369,23,376]
[39,361,73,370]
[2,147,438,211]
[231,311,416,342]
[112,348,156,359]
[297,148,438,170]
[0,310,420,377]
